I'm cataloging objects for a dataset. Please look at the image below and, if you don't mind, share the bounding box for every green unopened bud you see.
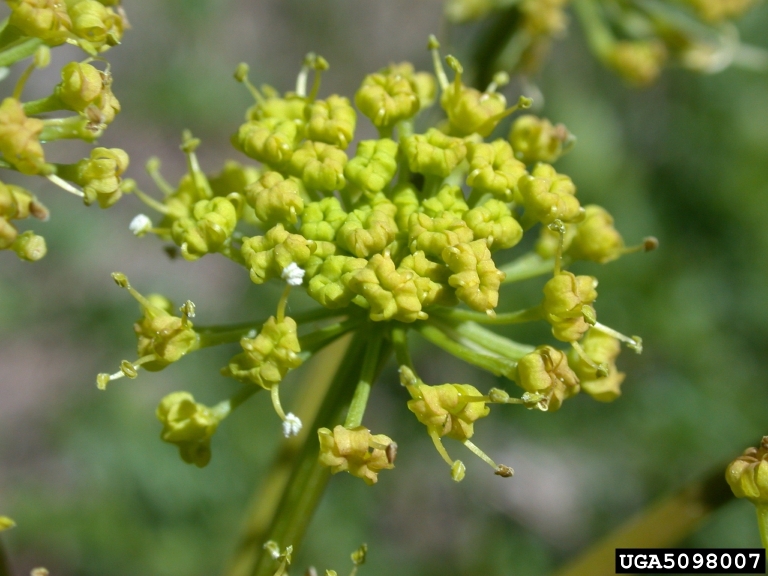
[466,139,527,201]
[68,0,125,52]
[305,95,356,149]
[0,182,48,221]
[401,128,467,178]
[391,183,420,230]
[307,255,367,308]
[347,253,426,322]
[337,202,398,258]
[7,0,71,45]
[241,224,317,284]
[56,62,104,111]
[607,41,667,87]
[568,329,625,402]
[351,543,368,566]
[567,205,624,263]
[235,118,300,165]
[727,437,768,506]
[0,98,46,175]
[68,147,129,208]
[289,141,348,192]
[488,388,510,403]
[355,69,421,130]
[344,138,399,193]
[509,115,574,165]
[398,250,457,307]
[208,160,261,198]
[408,212,473,258]
[442,240,505,314]
[464,199,523,251]
[11,230,46,261]
[517,345,579,411]
[518,163,582,224]
[156,391,222,468]
[300,196,347,242]
[451,460,466,482]
[318,425,396,485]
[171,197,237,260]
[542,271,598,342]
[223,315,302,388]
[245,171,305,226]
[420,184,468,218]
[520,0,568,35]
[407,381,489,441]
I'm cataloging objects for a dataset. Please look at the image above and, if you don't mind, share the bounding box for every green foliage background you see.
[2,1,768,574]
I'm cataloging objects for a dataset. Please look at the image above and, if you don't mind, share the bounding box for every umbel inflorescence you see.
[0,0,130,261]
[99,36,655,484]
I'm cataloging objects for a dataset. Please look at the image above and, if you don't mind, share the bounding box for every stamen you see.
[307,55,329,101]
[592,322,643,353]
[295,52,315,97]
[621,236,659,255]
[145,157,175,196]
[463,438,499,470]
[548,218,566,276]
[485,71,510,94]
[270,384,287,420]
[571,340,609,377]
[233,62,265,104]
[428,35,449,90]
[282,413,302,438]
[47,174,84,198]
[129,214,152,236]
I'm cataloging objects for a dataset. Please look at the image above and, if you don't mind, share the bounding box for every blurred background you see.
[2,1,768,574]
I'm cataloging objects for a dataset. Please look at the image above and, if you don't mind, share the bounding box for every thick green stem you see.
[554,464,734,576]
[757,505,768,549]
[391,324,413,370]
[246,330,392,576]
[415,322,516,378]
[431,305,543,325]
[499,253,556,284]
[0,36,42,67]
[40,116,100,143]
[344,325,384,428]
[445,320,534,360]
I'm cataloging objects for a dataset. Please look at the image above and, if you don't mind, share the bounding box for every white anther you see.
[282,413,302,438]
[129,214,152,236]
[281,262,305,287]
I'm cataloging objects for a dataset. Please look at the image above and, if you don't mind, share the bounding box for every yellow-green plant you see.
[0,0,130,261]
[94,35,657,574]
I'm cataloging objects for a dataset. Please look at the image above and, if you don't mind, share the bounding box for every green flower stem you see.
[300,317,363,354]
[444,320,534,360]
[196,307,344,347]
[553,464,733,576]
[431,305,543,325]
[0,36,42,67]
[757,505,768,549]
[499,253,556,284]
[395,119,414,141]
[391,324,413,369]
[344,324,384,428]
[249,333,392,576]
[40,117,100,143]
[466,188,486,208]
[0,537,11,576]
[224,336,352,576]
[211,384,261,421]
[415,322,516,378]
[422,174,442,198]
[573,0,615,59]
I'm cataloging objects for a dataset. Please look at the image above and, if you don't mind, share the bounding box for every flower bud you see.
[305,95,356,149]
[171,197,238,260]
[0,98,46,175]
[408,212,473,258]
[542,271,598,342]
[11,230,47,261]
[156,392,221,467]
[245,171,305,226]
[355,69,421,130]
[567,205,624,263]
[241,224,317,284]
[727,437,768,506]
[307,255,367,309]
[517,346,579,411]
[464,199,523,251]
[235,118,300,165]
[401,128,467,178]
[318,425,396,485]
[222,315,303,388]
[56,62,104,111]
[398,250,457,307]
[607,41,667,87]
[420,184,468,218]
[7,0,71,45]
[0,182,48,221]
[520,0,569,35]
[568,329,625,402]
[509,115,573,165]
[347,253,426,322]
[71,147,129,208]
[68,0,125,52]
[289,141,348,192]
[208,160,261,197]
[518,163,581,224]
[337,202,398,258]
[442,239,505,314]
[391,183,420,231]
[465,139,527,201]
[0,516,16,531]
[300,196,347,242]
[344,139,399,193]
[406,381,490,442]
